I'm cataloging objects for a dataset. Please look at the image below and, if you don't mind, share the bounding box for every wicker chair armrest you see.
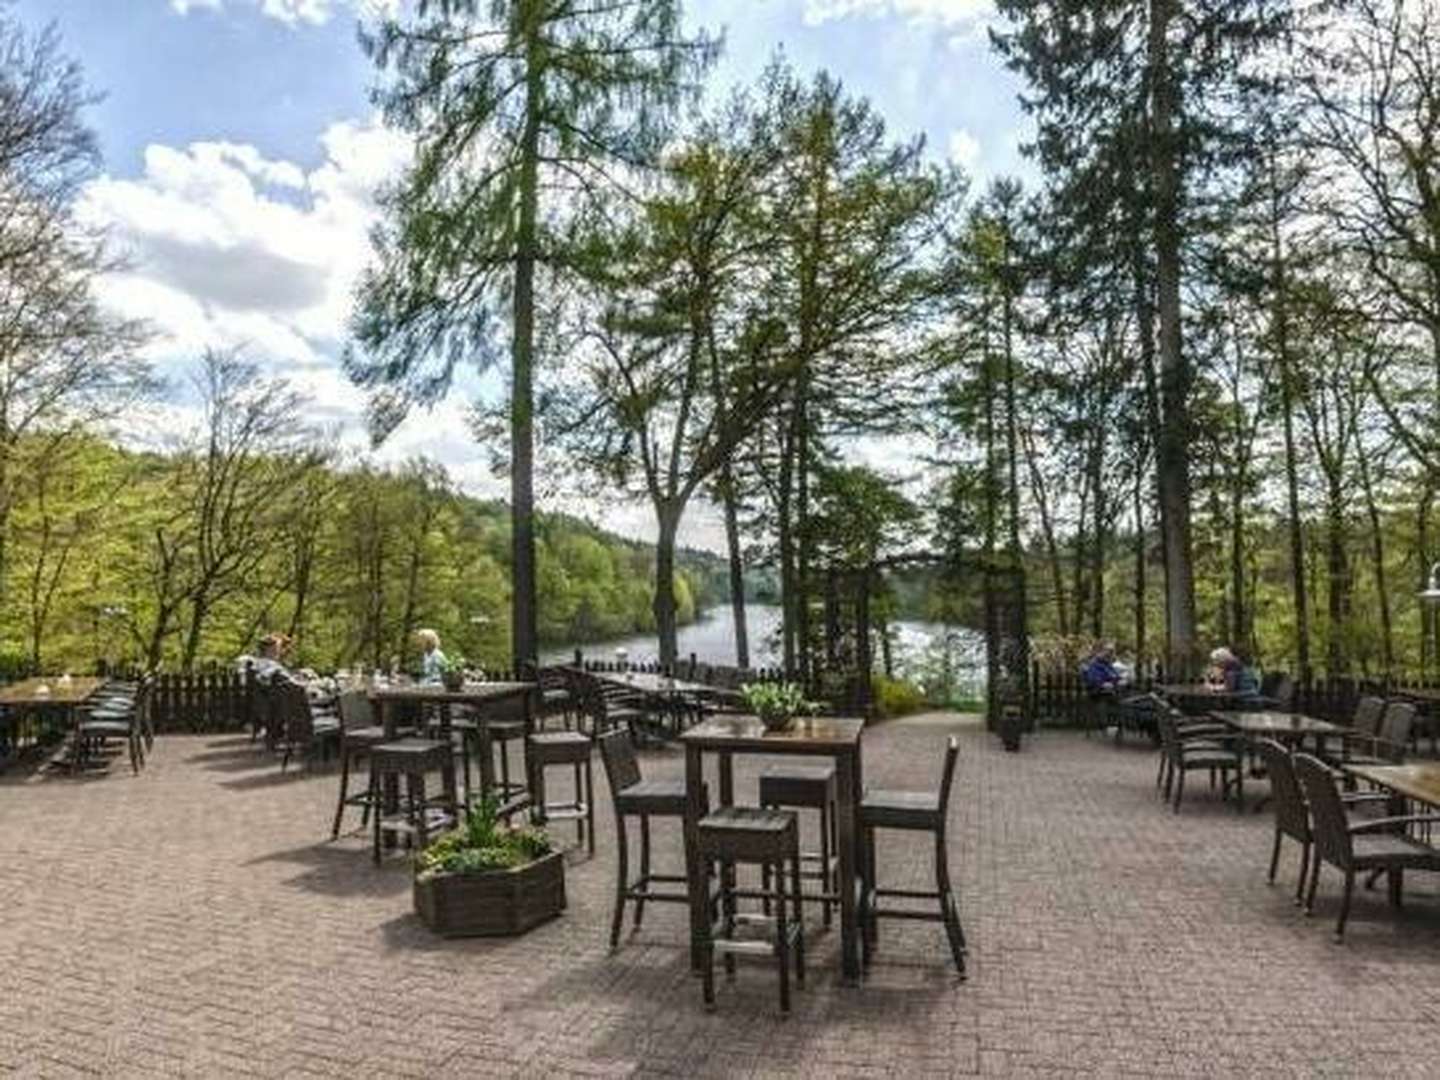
[1349,814,1440,835]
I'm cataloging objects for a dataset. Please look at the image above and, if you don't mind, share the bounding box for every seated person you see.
[416,628,448,684]
[1208,646,1260,696]
[245,632,293,682]
[1081,643,1124,697]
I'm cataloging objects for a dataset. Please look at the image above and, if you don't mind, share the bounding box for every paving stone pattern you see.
[2,716,1440,1077]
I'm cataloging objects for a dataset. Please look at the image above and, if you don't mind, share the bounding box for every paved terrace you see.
[3,715,1440,1078]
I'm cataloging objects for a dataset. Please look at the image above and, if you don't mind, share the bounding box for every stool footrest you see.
[875,887,943,901]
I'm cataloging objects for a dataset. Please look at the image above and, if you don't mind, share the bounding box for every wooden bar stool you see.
[859,736,966,978]
[695,806,805,1014]
[598,730,705,949]
[367,737,455,865]
[526,729,595,855]
[758,764,839,927]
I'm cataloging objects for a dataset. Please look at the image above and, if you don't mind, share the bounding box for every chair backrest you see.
[271,674,313,742]
[1380,700,1416,752]
[1254,739,1308,842]
[597,728,641,796]
[1352,695,1385,737]
[1293,753,1353,869]
[337,689,374,732]
[937,736,961,815]
[1267,673,1295,709]
[1156,711,1180,756]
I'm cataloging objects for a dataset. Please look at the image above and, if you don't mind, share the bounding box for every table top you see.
[1342,762,1440,808]
[1210,711,1348,736]
[368,681,534,704]
[594,670,712,695]
[0,676,104,706]
[1158,683,1252,700]
[681,714,864,753]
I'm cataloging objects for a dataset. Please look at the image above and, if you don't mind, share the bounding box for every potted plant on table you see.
[413,795,565,937]
[440,654,468,692]
[740,682,819,733]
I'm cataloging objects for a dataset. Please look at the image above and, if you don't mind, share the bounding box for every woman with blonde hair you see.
[416,628,448,683]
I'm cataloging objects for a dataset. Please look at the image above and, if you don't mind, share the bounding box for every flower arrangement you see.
[740,681,819,732]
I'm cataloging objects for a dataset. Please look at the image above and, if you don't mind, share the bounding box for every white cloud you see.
[169,0,397,27]
[802,0,994,29]
[947,128,981,171]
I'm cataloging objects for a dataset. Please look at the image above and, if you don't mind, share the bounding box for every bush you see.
[873,675,927,718]
[416,794,552,877]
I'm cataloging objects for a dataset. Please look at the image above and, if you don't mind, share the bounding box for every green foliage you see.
[0,435,725,673]
[416,794,552,878]
[739,681,818,722]
[872,675,927,719]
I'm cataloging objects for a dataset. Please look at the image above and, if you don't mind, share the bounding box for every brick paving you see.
[3,715,1440,1077]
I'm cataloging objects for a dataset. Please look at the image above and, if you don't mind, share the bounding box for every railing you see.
[1028,663,1440,728]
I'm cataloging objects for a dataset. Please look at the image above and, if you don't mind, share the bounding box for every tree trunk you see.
[653,505,680,668]
[720,468,750,669]
[509,23,543,673]
[793,381,813,685]
[1421,483,1435,678]
[1270,150,1310,680]
[1229,478,1246,653]
[1356,446,1394,674]
[777,418,797,677]
[1149,0,1196,672]
[181,594,208,673]
[1021,427,1068,635]
[1133,464,1147,663]
[1325,490,1350,675]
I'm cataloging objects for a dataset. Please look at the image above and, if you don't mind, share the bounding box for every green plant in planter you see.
[740,681,819,732]
[417,793,552,879]
[439,653,468,691]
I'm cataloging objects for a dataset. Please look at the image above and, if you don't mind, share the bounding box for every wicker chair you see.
[859,736,966,976]
[271,676,339,772]
[1293,752,1440,940]
[1255,739,1311,904]
[1156,713,1244,813]
[597,729,700,950]
[330,690,391,839]
[1340,700,1415,769]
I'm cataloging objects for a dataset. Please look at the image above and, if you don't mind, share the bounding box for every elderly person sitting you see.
[416,628,448,684]
[1208,646,1260,697]
[244,632,292,681]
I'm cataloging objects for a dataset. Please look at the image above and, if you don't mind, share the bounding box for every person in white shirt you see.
[247,633,292,682]
[417,628,448,684]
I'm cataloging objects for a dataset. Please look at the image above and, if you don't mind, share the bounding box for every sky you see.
[11,0,1032,551]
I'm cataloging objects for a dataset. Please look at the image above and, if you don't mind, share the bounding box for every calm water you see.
[546,603,986,700]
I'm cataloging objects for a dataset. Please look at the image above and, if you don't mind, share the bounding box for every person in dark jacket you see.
[1081,643,1124,695]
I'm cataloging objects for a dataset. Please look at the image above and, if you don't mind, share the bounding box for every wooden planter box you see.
[414,851,566,937]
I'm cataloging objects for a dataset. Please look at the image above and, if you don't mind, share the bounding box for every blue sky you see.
[12,0,1031,548]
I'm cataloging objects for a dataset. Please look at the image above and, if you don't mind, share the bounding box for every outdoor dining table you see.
[1158,683,1258,714]
[1211,711,1351,812]
[1341,762,1440,812]
[680,714,866,983]
[0,676,104,768]
[367,681,537,831]
[1210,710,1348,752]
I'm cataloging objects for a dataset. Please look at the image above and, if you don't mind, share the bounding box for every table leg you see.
[837,745,861,983]
[685,743,705,971]
[438,702,459,818]
[378,699,399,849]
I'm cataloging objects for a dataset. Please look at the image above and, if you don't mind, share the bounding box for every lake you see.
[546,603,986,702]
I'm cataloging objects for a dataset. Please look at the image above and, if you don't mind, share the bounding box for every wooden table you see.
[594,671,711,697]
[1342,762,1440,809]
[368,681,536,826]
[680,714,866,983]
[1158,684,1256,714]
[0,677,104,768]
[1211,710,1347,748]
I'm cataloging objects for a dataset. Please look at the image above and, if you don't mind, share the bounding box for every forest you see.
[4,1,1440,691]
[0,366,729,677]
